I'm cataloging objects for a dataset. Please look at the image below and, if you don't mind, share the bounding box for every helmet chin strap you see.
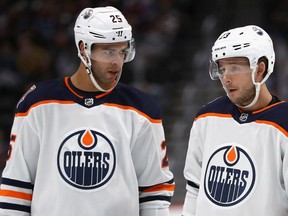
[78,52,121,92]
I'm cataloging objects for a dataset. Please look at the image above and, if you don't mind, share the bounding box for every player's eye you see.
[230,65,240,73]
[103,50,113,56]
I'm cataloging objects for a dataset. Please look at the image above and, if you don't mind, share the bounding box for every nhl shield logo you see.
[204,144,256,207]
[239,113,249,122]
[84,98,94,106]
[57,129,116,190]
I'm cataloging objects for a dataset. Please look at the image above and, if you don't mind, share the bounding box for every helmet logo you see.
[219,32,230,40]
[252,26,263,36]
[83,9,93,19]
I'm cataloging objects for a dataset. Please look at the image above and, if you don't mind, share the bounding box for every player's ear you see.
[255,61,266,82]
[78,41,87,58]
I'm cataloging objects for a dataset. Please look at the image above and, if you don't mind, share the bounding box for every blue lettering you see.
[207,166,249,202]
[63,151,111,185]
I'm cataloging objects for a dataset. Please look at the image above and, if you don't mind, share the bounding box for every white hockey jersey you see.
[0,77,174,216]
[183,95,288,216]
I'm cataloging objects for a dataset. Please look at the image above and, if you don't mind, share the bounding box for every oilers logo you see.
[57,129,116,190]
[204,144,256,207]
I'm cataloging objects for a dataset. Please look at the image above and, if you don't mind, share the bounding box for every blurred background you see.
[1,0,288,209]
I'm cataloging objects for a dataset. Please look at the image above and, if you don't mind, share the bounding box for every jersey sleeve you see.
[282,138,288,196]
[0,112,39,215]
[132,117,174,216]
[182,120,203,216]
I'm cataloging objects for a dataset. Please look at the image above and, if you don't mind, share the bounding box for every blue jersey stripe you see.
[0,202,30,213]
[1,178,34,190]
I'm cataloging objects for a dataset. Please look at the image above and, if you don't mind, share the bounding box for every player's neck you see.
[240,84,272,112]
[70,64,99,92]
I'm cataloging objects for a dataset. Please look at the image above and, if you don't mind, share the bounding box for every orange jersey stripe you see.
[195,112,232,121]
[103,103,162,124]
[64,77,112,99]
[255,120,288,137]
[253,101,285,114]
[0,189,32,201]
[16,100,75,117]
[64,77,84,99]
[195,112,288,136]
[96,91,112,99]
[142,184,175,193]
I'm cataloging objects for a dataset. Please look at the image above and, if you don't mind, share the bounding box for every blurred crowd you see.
[1,0,288,200]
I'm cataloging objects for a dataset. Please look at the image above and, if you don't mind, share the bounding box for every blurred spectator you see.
[0,39,21,87]
[16,32,53,83]
[264,0,288,99]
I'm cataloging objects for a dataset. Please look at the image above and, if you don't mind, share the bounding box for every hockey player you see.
[0,6,174,216]
[182,25,288,215]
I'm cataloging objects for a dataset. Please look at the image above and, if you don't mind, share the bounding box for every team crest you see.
[204,144,256,207]
[57,129,116,190]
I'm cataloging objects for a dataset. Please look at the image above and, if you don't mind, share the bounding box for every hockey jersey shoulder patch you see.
[16,85,36,110]
[15,78,74,115]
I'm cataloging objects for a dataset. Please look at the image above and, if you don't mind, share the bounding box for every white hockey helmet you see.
[209,25,275,82]
[74,6,135,63]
